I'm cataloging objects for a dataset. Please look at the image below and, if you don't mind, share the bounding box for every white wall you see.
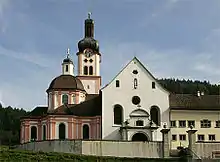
[80,80,96,94]
[62,63,74,76]
[101,57,169,141]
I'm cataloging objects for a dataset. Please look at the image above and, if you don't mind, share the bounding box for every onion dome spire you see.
[78,12,99,53]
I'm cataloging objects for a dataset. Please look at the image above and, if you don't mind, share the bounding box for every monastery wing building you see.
[20,15,220,149]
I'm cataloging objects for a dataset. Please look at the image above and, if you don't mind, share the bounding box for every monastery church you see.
[20,14,174,144]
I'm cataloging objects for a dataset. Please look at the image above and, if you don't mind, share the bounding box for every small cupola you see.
[62,48,74,76]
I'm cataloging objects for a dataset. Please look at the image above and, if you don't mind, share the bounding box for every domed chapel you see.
[20,13,180,144]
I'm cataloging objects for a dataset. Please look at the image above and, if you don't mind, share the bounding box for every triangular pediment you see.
[101,57,169,94]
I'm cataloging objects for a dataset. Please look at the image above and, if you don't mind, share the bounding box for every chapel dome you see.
[78,37,99,53]
[46,75,85,92]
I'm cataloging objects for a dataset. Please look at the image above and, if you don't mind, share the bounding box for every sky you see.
[0,0,220,110]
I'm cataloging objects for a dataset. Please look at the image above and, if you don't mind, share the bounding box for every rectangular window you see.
[198,134,205,141]
[116,80,120,87]
[65,65,68,72]
[170,121,176,127]
[201,119,211,128]
[136,120,144,126]
[179,134,186,141]
[188,120,195,128]
[209,134,216,141]
[179,120,186,128]
[172,134,177,141]
[152,82,156,89]
[216,120,220,128]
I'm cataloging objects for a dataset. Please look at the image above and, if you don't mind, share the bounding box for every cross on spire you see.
[67,48,70,58]
[88,12,92,19]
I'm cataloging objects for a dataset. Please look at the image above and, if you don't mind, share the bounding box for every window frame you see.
[170,120,176,127]
[136,120,144,126]
[113,105,123,125]
[152,82,156,89]
[179,134,186,141]
[187,120,195,128]
[116,80,120,88]
[179,120,186,128]
[65,65,68,72]
[62,94,68,105]
[134,78,138,89]
[216,120,220,128]
[200,119,211,128]
[172,134,177,141]
[84,66,88,75]
[89,66,93,75]
[209,134,216,141]
[198,134,205,141]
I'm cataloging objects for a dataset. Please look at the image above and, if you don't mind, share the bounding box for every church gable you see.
[101,57,170,140]
[102,57,169,94]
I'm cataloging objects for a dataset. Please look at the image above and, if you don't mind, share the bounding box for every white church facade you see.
[101,57,170,141]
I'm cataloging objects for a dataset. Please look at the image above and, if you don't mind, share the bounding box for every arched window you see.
[65,65,68,72]
[89,66,93,75]
[136,120,144,126]
[114,104,123,125]
[72,95,76,104]
[84,66,88,75]
[31,126,37,141]
[42,125,46,140]
[134,78,138,89]
[150,106,161,126]
[59,123,66,140]
[62,94,68,105]
[83,124,90,139]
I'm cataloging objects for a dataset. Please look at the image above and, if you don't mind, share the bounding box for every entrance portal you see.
[131,133,148,141]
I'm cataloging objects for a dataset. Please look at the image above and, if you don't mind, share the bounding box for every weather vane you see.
[88,12,92,19]
[67,48,70,58]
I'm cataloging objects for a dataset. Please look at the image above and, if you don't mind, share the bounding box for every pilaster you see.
[186,128,197,159]
[160,127,170,158]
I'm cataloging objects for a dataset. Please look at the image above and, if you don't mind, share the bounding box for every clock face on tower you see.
[84,49,93,58]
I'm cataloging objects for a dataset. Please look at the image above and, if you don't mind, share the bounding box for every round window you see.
[132,96,141,105]
[132,70,138,74]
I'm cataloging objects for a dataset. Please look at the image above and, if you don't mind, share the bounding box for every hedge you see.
[0,148,181,162]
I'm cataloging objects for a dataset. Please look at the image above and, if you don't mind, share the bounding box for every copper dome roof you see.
[47,75,85,92]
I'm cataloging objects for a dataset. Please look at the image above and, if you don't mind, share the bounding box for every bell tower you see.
[76,13,101,94]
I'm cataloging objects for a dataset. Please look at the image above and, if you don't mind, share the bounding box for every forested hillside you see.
[0,105,27,146]
[158,78,219,95]
[0,78,219,146]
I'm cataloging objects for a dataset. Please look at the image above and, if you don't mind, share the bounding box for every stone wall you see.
[195,142,220,159]
[16,140,82,154]
[16,140,163,158]
[82,140,163,158]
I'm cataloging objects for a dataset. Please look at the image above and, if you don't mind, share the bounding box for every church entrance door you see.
[131,132,148,141]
